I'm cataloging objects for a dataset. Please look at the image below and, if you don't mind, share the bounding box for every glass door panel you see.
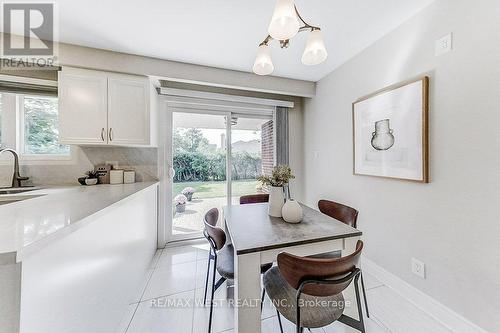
[171,111,228,239]
[230,115,274,204]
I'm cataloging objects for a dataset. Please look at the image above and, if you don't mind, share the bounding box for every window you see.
[21,95,69,155]
[0,92,70,160]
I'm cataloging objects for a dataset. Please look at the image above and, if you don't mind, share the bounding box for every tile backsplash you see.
[81,146,158,182]
[0,146,158,187]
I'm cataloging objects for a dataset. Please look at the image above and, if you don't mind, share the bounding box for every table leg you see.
[234,252,261,333]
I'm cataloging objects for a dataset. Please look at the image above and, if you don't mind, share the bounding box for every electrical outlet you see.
[435,33,453,56]
[411,258,426,279]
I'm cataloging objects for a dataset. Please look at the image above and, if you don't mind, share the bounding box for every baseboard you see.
[361,256,489,333]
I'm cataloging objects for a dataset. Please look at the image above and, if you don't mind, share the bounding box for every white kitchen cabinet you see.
[58,67,158,147]
[58,68,108,145]
[107,74,150,145]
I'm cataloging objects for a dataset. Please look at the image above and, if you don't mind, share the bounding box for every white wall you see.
[302,0,500,331]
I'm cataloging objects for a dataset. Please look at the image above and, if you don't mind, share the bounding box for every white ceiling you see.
[5,0,435,82]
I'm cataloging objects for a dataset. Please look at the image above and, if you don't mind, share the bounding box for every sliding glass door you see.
[169,111,274,241]
[171,111,228,239]
[230,115,273,204]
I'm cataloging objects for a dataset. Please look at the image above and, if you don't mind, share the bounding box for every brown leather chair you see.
[264,241,366,333]
[318,199,359,228]
[315,199,369,318]
[239,193,269,205]
[202,208,272,333]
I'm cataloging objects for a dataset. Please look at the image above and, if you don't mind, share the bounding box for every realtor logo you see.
[1,2,57,68]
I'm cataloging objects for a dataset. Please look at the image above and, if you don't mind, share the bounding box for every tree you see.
[173,128,210,153]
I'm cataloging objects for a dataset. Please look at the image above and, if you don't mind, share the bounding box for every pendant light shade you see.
[268,0,300,41]
[253,44,274,76]
[301,29,328,65]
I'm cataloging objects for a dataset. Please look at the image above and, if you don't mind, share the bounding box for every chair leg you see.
[354,274,366,333]
[203,254,212,306]
[296,303,301,333]
[360,271,370,318]
[276,310,284,333]
[261,288,265,311]
[208,255,218,333]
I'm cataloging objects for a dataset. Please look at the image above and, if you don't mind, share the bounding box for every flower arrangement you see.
[181,187,196,195]
[174,194,187,205]
[174,194,188,213]
[257,165,295,187]
[181,187,196,201]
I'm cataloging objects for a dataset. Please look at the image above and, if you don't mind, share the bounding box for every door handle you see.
[100,128,105,141]
[168,166,175,179]
[108,128,113,141]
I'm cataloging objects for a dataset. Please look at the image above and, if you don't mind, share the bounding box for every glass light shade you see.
[253,44,274,75]
[268,0,300,40]
[301,29,328,65]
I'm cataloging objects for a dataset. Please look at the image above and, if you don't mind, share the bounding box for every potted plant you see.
[257,165,295,217]
[181,187,196,201]
[78,170,99,186]
[174,194,188,213]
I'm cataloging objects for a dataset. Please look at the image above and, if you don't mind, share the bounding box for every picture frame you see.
[352,76,429,182]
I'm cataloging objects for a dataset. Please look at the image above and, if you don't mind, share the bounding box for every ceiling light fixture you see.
[253,0,327,75]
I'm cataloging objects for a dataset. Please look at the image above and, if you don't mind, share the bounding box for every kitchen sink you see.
[0,194,46,205]
[0,187,40,195]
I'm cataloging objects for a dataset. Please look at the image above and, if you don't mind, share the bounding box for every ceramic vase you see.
[268,186,285,217]
[186,193,193,201]
[371,119,395,151]
[282,199,303,223]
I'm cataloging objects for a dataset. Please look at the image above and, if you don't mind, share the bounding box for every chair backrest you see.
[318,200,359,228]
[239,193,270,205]
[203,208,226,251]
[277,240,363,297]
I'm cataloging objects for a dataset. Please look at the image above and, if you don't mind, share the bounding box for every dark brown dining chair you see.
[264,241,366,333]
[202,208,273,333]
[239,193,269,205]
[318,199,358,228]
[315,199,369,318]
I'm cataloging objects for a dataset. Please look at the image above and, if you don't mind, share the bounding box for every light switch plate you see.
[411,258,426,279]
[435,33,453,56]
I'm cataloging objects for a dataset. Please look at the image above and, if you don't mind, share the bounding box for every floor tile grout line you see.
[139,287,198,304]
[124,301,140,333]
[366,283,386,291]
[190,251,203,333]
[134,248,164,306]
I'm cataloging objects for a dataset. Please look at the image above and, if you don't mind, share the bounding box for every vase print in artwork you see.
[371,119,395,151]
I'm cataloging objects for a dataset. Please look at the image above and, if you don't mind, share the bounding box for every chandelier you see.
[253,0,327,76]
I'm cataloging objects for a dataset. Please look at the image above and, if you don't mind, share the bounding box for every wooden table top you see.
[223,202,362,255]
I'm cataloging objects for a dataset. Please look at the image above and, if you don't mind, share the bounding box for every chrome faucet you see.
[0,149,29,188]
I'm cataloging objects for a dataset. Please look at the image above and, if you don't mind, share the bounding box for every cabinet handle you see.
[109,128,113,141]
[101,128,105,141]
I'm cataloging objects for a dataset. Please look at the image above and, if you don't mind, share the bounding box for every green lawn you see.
[173,179,260,199]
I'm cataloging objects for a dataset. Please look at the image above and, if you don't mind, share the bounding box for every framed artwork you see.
[353,77,429,182]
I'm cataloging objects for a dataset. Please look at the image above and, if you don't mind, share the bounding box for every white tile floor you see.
[120,243,450,333]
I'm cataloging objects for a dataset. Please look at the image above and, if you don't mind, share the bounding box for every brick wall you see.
[261,120,274,176]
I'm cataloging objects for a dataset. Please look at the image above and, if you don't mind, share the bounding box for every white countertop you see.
[0,182,158,262]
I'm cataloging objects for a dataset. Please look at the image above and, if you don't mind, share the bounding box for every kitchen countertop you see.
[0,182,158,262]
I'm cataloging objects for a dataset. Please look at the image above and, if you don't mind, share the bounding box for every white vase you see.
[282,199,303,223]
[268,186,285,217]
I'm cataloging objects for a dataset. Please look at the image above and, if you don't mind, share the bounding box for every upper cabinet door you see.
[107,74,150,146]
[58,68,108,145]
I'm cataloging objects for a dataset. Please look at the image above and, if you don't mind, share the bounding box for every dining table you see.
[223,202,363,333]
